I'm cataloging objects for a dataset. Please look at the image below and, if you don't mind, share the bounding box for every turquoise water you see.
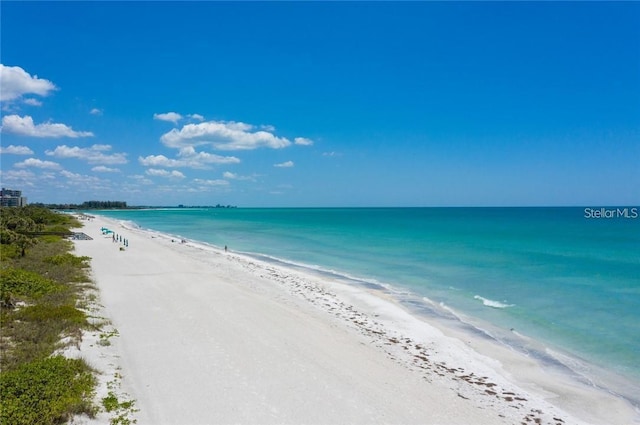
[93,207,639,396]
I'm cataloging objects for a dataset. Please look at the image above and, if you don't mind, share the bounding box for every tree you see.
[0,208,42,257]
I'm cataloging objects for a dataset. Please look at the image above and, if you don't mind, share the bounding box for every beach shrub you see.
[1,303,87,369]
[0,356,96,425]
[0,243,20,260]
[44,253,91,268]
[46,224,72,234]
[0,268,62,302]
[0,207,98,421]
[16,304,87,327]
[39,234,63,243]
[11,239,91,285]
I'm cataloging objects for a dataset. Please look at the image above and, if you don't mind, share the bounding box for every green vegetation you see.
[98,329,120,346]
[102,392,138,425]
[0,206,99,424]
[1,268,63,305]
[102,373,138,425]
[0,356,96,425]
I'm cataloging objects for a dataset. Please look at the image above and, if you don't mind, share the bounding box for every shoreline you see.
[115,212,640,410]
[73,214,639,424]
[237,247,640,411]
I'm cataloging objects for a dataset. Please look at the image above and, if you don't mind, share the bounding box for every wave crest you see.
[474,295,513,309]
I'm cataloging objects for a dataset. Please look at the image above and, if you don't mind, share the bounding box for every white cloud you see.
[160,120,292,151]
[92,165,120,173]
[1,115,94,138]
[223,171,256,181]
[90,108,103,115]
[274,160,294,168]
[322,151,342,157]
[59,170,88,181]
[59,170,110,189]
[23,98,43,107]
[146,168,185,179]
[193,178,229,186]
[129,174,153,185]
[0,169,36,181]
[138,155,183,168]
[14,158,62,169]
[0,64,57,102]
[138,148,240,169]
[46,144,127,164]
[0,145,34,155]
[179,147,241,165]
[154,112,183,124]
[189,114,205,121]
[294,137,314,146]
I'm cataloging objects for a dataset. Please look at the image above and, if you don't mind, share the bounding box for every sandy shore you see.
[69,216,638,425]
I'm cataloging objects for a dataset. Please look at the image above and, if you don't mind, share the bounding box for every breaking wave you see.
[474,295,514,309]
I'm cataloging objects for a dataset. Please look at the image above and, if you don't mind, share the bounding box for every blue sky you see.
[1,2,638,207]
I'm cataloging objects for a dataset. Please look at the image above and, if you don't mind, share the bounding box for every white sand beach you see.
[70,216,639,425]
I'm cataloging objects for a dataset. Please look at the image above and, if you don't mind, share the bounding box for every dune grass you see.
[0,206,98,425]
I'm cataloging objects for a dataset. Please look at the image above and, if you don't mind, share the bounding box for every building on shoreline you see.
[1,188,28,207]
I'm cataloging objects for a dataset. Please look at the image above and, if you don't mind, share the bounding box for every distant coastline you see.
[31,202,238,210]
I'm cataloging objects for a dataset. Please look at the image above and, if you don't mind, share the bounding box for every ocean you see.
[92,207,640,403]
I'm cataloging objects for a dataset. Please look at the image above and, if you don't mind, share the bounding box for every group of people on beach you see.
[112,233,129,248]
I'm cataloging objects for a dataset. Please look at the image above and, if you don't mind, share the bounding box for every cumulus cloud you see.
[189,114,205,121]
[57,170,112,191]
[274,160,294,168]
[92,165,120,173]
[0,169,36,181]
[294,137,314,146]
[130,174,153,185]
[138,152,240,169]
[0,64,57,102]
[154,112,183,124]
[14,158,62,169]
[90,108,103,115]
[223,171,256,181]
[23,98,43,107]
[179,146,240,165]
[193,178,229,186]
[138,148,240,169]
[138,155,183,168]
[46,144,127,164]
[160,120,292,151]
[146,168,185,179]
[1,115,94,138]
[60,170,99,182]
[0,145,34,155]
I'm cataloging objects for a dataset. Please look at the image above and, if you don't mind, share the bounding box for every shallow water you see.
[94,207,640,402]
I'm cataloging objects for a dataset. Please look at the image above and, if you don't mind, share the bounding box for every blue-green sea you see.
[93,207,639,403]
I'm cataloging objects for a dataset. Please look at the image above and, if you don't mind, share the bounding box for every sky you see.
[1,2,639,207]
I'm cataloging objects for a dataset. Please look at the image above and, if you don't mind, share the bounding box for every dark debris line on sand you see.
[240,259,570,425]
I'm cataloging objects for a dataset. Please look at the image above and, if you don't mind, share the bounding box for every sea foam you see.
[474,295,513,309]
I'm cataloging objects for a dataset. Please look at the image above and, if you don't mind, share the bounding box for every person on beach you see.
[225,245,228,252]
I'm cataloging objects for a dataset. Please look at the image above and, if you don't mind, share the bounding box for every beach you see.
[70,216,639,425]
